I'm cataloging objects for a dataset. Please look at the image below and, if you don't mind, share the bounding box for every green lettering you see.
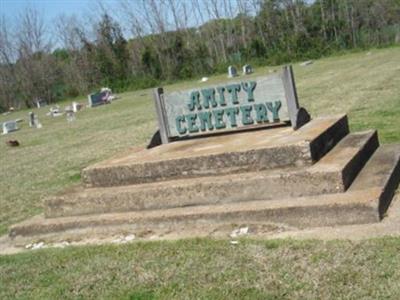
[175,115,187,134]
[240,105,254,125]
[216,87,226,106]
[225,107,239,127]
[188,91,201,111]
[213,109,226,129]
[201,88,217,109]
[198,111,214,131]
[186,113,199,133]
[266,101,282,121]
[254,103,268,123]
[226,83,241,105]
[241,81,257,102]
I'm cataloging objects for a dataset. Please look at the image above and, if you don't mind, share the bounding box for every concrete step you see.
[7,189,385,239]
[349,144,400,217]
[82,114,349,187]
[10,143,399,240]
[45,130,378,218]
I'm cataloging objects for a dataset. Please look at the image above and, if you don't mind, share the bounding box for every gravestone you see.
[395,33,400,44]
[242,64,253,75]
[228,66,238,78]
[88,91,111,107]
[29,112,42,128]
[48,106,63,117]
[300,60,313,67]
[154,65,309,144]
[72,102,82,112]
[29,112,35,127]
[35,99,47,108]
[2,120,18,134]
[65,108,76,122]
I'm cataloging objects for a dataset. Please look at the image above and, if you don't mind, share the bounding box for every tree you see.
[0,16,18,110]
[15,7,59,107]
[90,14,129,88]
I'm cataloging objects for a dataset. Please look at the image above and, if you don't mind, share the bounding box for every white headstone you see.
[299,60,313,67]
[66,110,76,123]
[72,102,82,112]
[2,120,18,134]
[242,64,253,75]
[29,112,35,127]
[35,99,47,108]
[49,106,63,117]
[100,87,112,93]
[29,112,42,128]
[228,66,238,78]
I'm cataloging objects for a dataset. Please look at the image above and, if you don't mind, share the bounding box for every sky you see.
[0,0,227,45]
[0,0,101,22]
[0,0,130,47]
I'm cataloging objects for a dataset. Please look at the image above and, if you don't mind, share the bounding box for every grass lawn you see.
[1,238,400,299]
[0,47,400,299]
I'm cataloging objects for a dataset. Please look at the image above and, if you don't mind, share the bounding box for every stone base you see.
[82,115,349,187]
[45,130,378,218]
[7,114,400,243]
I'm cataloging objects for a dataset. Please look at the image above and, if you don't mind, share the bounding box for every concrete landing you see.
[82,114,349,187]
[3,192,400,255]
[9,189,382,238]
[45,130,378,218]
[9,144,400,241]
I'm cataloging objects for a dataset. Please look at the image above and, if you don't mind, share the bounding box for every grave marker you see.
[2,120,18,134]
[28,112,41,128]
[72,102,82,112]
[228,66,237,78]
[88,91,111,107]
[300,60,313,67]
[29,112,34,127]
[48,106,63,117]
[35,98,47,108]
[65,107,76,122]
[242,64,253,75]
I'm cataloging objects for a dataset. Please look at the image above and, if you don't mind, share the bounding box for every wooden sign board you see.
[153,65,309,144]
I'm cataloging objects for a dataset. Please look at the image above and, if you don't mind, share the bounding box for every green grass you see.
[1,238,400,299]
[0,47,400,298]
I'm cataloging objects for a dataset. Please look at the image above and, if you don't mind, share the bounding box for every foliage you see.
[0,1,399,109]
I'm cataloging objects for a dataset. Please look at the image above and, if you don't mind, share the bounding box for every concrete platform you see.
[4,189,385,238]
[6,110,400,245]
[45,130,378,218]
[9,144,400,239]
[82,114,349,187]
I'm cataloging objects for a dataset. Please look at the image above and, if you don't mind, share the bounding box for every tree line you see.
[0,0,399,111]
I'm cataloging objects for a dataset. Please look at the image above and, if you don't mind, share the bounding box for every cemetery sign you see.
[153,65,309,144]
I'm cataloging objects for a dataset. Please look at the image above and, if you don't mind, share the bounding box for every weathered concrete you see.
[45,130,378,218]
[82,114,349,187]
[3,192,400,254]
[9,189,382,238]
[349,144,400,217]
[7,142,400,243]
